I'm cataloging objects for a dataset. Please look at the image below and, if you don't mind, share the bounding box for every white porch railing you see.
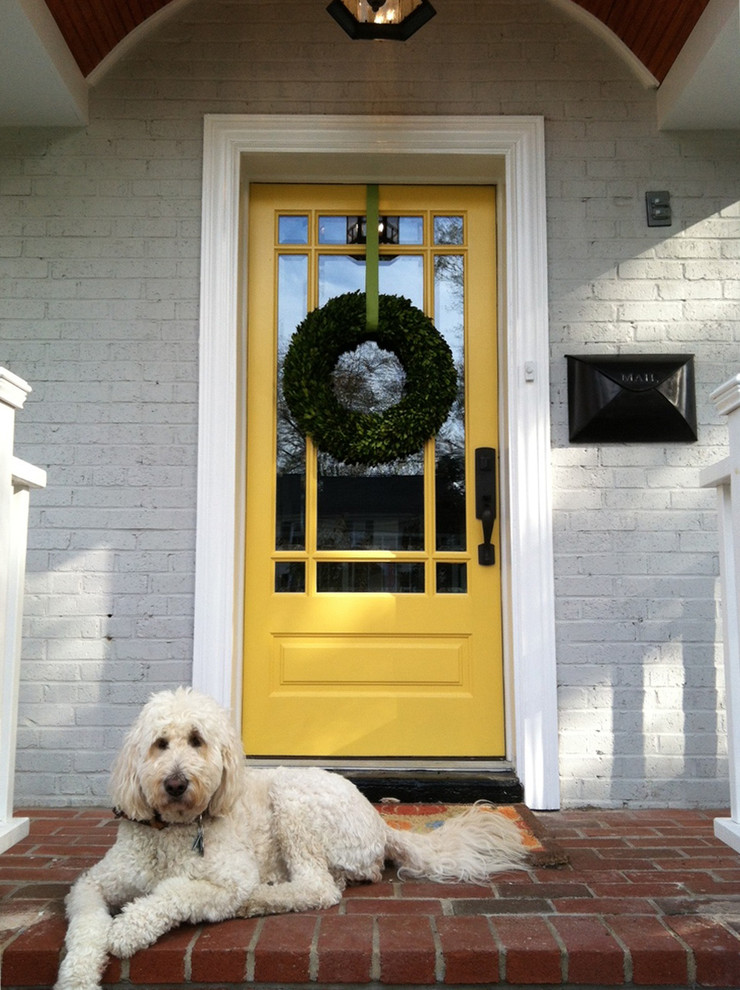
[701,373,740,853]
[0,368,46,854]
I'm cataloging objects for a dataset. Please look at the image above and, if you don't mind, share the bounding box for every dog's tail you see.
[382,804,529,883]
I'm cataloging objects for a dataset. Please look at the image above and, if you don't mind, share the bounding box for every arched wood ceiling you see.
[43,0,711,83]
[571,0,710,82]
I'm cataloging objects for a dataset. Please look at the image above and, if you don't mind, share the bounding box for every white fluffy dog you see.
[55,687,527,990]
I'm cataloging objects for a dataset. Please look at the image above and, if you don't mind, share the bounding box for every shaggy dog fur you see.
[55,687,528,990]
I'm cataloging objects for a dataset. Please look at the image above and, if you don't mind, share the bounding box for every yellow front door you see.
[243,184,503,758]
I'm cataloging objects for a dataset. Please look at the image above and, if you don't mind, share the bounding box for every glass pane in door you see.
[276,253,308,550]
[434,253,465,551]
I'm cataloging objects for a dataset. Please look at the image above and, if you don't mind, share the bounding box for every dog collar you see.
[113,807,169,830]
[112,808,206,854]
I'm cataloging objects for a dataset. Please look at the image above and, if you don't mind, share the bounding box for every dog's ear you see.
[208,724,245,818]
[108,724,151,821]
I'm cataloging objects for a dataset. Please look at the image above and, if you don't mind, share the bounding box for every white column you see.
[0,368,46,854]
[701,373,740,853]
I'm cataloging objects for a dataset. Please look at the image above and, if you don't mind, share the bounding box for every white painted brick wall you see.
[2,0,739,807]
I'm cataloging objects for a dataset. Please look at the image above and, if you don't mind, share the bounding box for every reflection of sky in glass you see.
[318,216,348,244]
[434,255,464,361]
[318,255,424,309]
[379,256,423,309]
[319,255,366,306]
[399,217,423,244]
[278,215,308,244]
[278,255,308,346]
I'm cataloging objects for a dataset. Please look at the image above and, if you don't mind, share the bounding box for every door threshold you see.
[245,759,523,804]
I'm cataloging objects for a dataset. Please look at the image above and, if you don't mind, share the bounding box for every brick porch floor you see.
[2,807,740,988]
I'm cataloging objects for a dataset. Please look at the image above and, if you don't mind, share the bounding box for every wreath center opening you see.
[332,340,406,415]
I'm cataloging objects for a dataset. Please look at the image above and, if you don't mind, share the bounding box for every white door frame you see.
[193,114,560,810]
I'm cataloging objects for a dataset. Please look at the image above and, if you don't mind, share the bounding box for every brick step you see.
[4,895,740,987]
[2,807,740,987]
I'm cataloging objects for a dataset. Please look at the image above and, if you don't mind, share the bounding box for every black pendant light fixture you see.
[327,0,436,40]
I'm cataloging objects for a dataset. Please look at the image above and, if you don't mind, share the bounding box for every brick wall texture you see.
[2,0,739,808]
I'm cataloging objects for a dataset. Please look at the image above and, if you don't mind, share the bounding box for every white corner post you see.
[0,368,47,854]
[701,373,740,852]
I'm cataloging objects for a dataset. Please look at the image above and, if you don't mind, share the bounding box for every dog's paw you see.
[108,911,154,958]
[54,976,101,990]
[54,955,105,990]
[237,902,266,918]
[54,978,101,990]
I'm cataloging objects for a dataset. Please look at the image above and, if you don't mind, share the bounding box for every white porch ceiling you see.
[658,0,740,129]
[0,0,87,126]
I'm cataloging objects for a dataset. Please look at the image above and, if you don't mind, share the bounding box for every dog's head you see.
[109,687,244,824]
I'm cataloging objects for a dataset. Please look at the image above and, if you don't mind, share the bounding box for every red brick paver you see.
[2,807,740,987]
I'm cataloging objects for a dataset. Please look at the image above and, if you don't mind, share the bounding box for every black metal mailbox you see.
[566,354,697,443]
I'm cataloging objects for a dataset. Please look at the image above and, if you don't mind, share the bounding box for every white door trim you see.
[194,114,560,810]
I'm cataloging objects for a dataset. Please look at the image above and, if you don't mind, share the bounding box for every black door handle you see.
[475,447,497,566]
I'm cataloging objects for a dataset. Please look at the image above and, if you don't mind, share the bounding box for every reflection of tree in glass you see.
[276,350,305,475]
[434,216,464,245]
[436,357,464,458]
[332,342,405,414]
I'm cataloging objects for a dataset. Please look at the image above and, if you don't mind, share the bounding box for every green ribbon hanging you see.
[365,183,379,332]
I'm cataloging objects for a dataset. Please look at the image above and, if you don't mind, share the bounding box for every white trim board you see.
[194,114,560,811]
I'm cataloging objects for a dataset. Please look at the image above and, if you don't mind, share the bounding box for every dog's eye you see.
[189,732,204,748]
[154,737,169,751]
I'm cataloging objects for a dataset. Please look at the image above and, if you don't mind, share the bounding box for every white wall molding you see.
[195,114,559,810]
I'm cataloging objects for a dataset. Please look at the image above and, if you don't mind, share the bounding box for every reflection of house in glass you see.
[277,474,425,550]
[275,468,467,594]
[319,475,425,550]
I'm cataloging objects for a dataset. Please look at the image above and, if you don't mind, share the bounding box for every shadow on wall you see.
[16,529,194,807]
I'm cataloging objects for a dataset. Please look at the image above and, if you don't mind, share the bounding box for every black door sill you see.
[341,769,523,804]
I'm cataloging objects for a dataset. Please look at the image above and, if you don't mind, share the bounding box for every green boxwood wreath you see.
[282,291,457,465]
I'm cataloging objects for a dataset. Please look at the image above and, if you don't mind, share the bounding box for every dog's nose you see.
[164,772,189,798]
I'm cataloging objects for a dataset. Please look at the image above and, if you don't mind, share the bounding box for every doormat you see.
[377,802,568,868]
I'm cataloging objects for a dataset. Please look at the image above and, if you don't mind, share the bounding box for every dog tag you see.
[192,819,205,856]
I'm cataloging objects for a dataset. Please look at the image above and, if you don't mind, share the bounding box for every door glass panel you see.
[275,561,305,592]
[317,337,423,552]
[399,216,424,244]
[318,255,424,307]
[378,255,424,309]
[319,254,366,304]
[434,254,466,551]
[317,452,424,550]
[436,562,467,593]
[319,215,423,246]
[317,562,425,593]
[333,341,405,413]
[277,254,308,337]
[276,253,308,550]
[318,215,350,244]
[278,215,308,244]
[434,215,464,245]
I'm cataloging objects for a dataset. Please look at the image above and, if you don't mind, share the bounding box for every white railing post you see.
[701,373,740,853]
[0,368,47,854]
